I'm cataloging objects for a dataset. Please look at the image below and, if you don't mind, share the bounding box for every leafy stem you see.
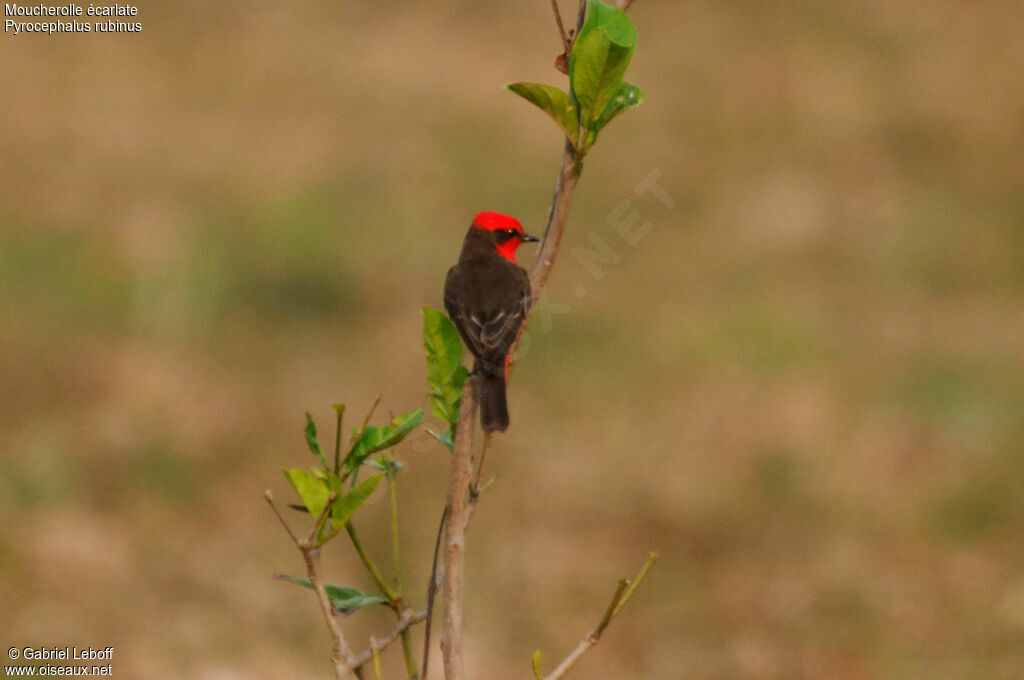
[345,522,400,604]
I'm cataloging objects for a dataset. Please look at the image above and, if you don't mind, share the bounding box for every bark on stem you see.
[440,378,477,680]
[441,145,580,679]
[440,136,582,680]
[530,143,580,297]
[345,607,428,672]
[439,11,590,677]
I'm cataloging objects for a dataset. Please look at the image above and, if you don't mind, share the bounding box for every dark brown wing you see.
[444,264,530,373]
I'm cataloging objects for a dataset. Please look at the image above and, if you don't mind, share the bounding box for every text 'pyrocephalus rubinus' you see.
[444,212,539,433]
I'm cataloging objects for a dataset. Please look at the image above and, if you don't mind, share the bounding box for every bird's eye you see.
[506,229,517,237]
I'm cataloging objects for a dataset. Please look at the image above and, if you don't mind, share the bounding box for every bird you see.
[444,211,540,433]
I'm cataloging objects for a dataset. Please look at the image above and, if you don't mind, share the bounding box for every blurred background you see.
[2,1,1023,678]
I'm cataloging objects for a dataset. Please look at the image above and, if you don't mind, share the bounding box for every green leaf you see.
[570,0,638,137]
[427,427,455,453]
[592,81,644,139]
[329,471,385,532]
[346,409,423,473]
[283,468,330,518]
[505,82,579,147]
[578,0,638,54]
[423,307,464,388]
[423,307,469,430]
[304,413,328,469]
[531,649,543,679]
[365,458,404,473]
[430,365,468,425]
[275,575,388,613]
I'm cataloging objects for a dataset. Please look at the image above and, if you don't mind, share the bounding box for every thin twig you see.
[383,467,420,679]
[388,463,403,591]
[265,490,301,546]
[266,491,361,678]
[612,551,656,617]
[303,544,359,678]
[334,404,346,474]
[594,580,629,637]
[550,0,570,51]
[469,432,493,499]
[346,522,400,602]
[400,629,419,679]
[440,378,477,680]
[343,480,420,676]
[370,636,383,680]
[421,505,448,679]
[384,463,421,678]
[541,553,657,680]
[345,607,429,672]
[310,492,337,545]
[362,396,383,431]
[347,396,383,473]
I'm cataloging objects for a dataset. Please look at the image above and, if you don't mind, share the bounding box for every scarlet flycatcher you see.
[444,212,539,433]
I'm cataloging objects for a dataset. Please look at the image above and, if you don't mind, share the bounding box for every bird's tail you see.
[477,370,509,433]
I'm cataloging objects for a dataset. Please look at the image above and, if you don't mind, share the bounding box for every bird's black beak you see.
[521,233,540,243]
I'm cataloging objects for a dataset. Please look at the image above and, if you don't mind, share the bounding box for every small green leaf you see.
[329,472,385,532]
[531,649,543,679]
[427,427,455,452]
[304,413,328,469]
[570,0,638,136]
[430,365,468,425]
[505,82,579,147]
[346,409,423,473]
[592,81,644,138]
[283,468,330,518]
[365,458,405,475]
[275,575,388,613]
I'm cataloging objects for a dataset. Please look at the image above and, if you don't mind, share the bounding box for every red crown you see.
[474,211,523,232]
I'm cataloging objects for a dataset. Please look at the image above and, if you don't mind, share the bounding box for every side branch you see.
[265,491,359,678]
[550,0,570,51]
[541,552,657,680]
[346,606,429,671]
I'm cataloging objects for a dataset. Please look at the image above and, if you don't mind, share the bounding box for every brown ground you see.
[2,1,1023,678]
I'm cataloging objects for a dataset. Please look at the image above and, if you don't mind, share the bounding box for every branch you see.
[440,1,640,676]
[440,378,477,680]
[346,522,400,602]
[540,553,657,680]
[345,606,429,672]
[265,491,360,678]
[421,505,448,678]
[550,0,570,52]
[439,138,582,680]
[529,142,581,298]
